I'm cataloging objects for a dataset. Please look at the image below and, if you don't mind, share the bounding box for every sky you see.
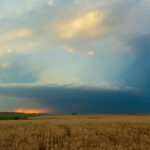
[0,0,150,113]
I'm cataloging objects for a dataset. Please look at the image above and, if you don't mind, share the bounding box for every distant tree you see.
[14,117,20,120]
[71,113,77,115]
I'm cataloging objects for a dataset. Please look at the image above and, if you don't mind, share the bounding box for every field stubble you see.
[0,115,150,150]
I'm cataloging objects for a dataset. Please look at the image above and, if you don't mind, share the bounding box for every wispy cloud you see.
[0,29,33,43]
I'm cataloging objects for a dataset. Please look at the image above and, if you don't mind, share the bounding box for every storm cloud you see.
[125,34,150,90]
[0,0,150,113]
[0,85,149,113]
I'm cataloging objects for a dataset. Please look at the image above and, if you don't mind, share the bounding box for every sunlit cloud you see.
[84,51,95,56]
[0,29,33,43]
[57,11,105,40]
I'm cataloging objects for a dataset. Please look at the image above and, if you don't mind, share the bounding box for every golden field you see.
[0,115,150,150]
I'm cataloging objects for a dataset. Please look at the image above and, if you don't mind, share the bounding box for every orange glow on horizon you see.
[14,108,50,114]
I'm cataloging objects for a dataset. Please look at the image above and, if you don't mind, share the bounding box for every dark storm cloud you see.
[0,85,149,113]
[124,34,150,90]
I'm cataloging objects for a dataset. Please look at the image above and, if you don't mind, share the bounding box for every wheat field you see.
[0,115,150,150]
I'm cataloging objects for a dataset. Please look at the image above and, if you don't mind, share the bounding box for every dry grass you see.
[0,115,150,150]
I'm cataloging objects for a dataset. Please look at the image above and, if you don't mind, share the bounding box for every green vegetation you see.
[0,112,41,120]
